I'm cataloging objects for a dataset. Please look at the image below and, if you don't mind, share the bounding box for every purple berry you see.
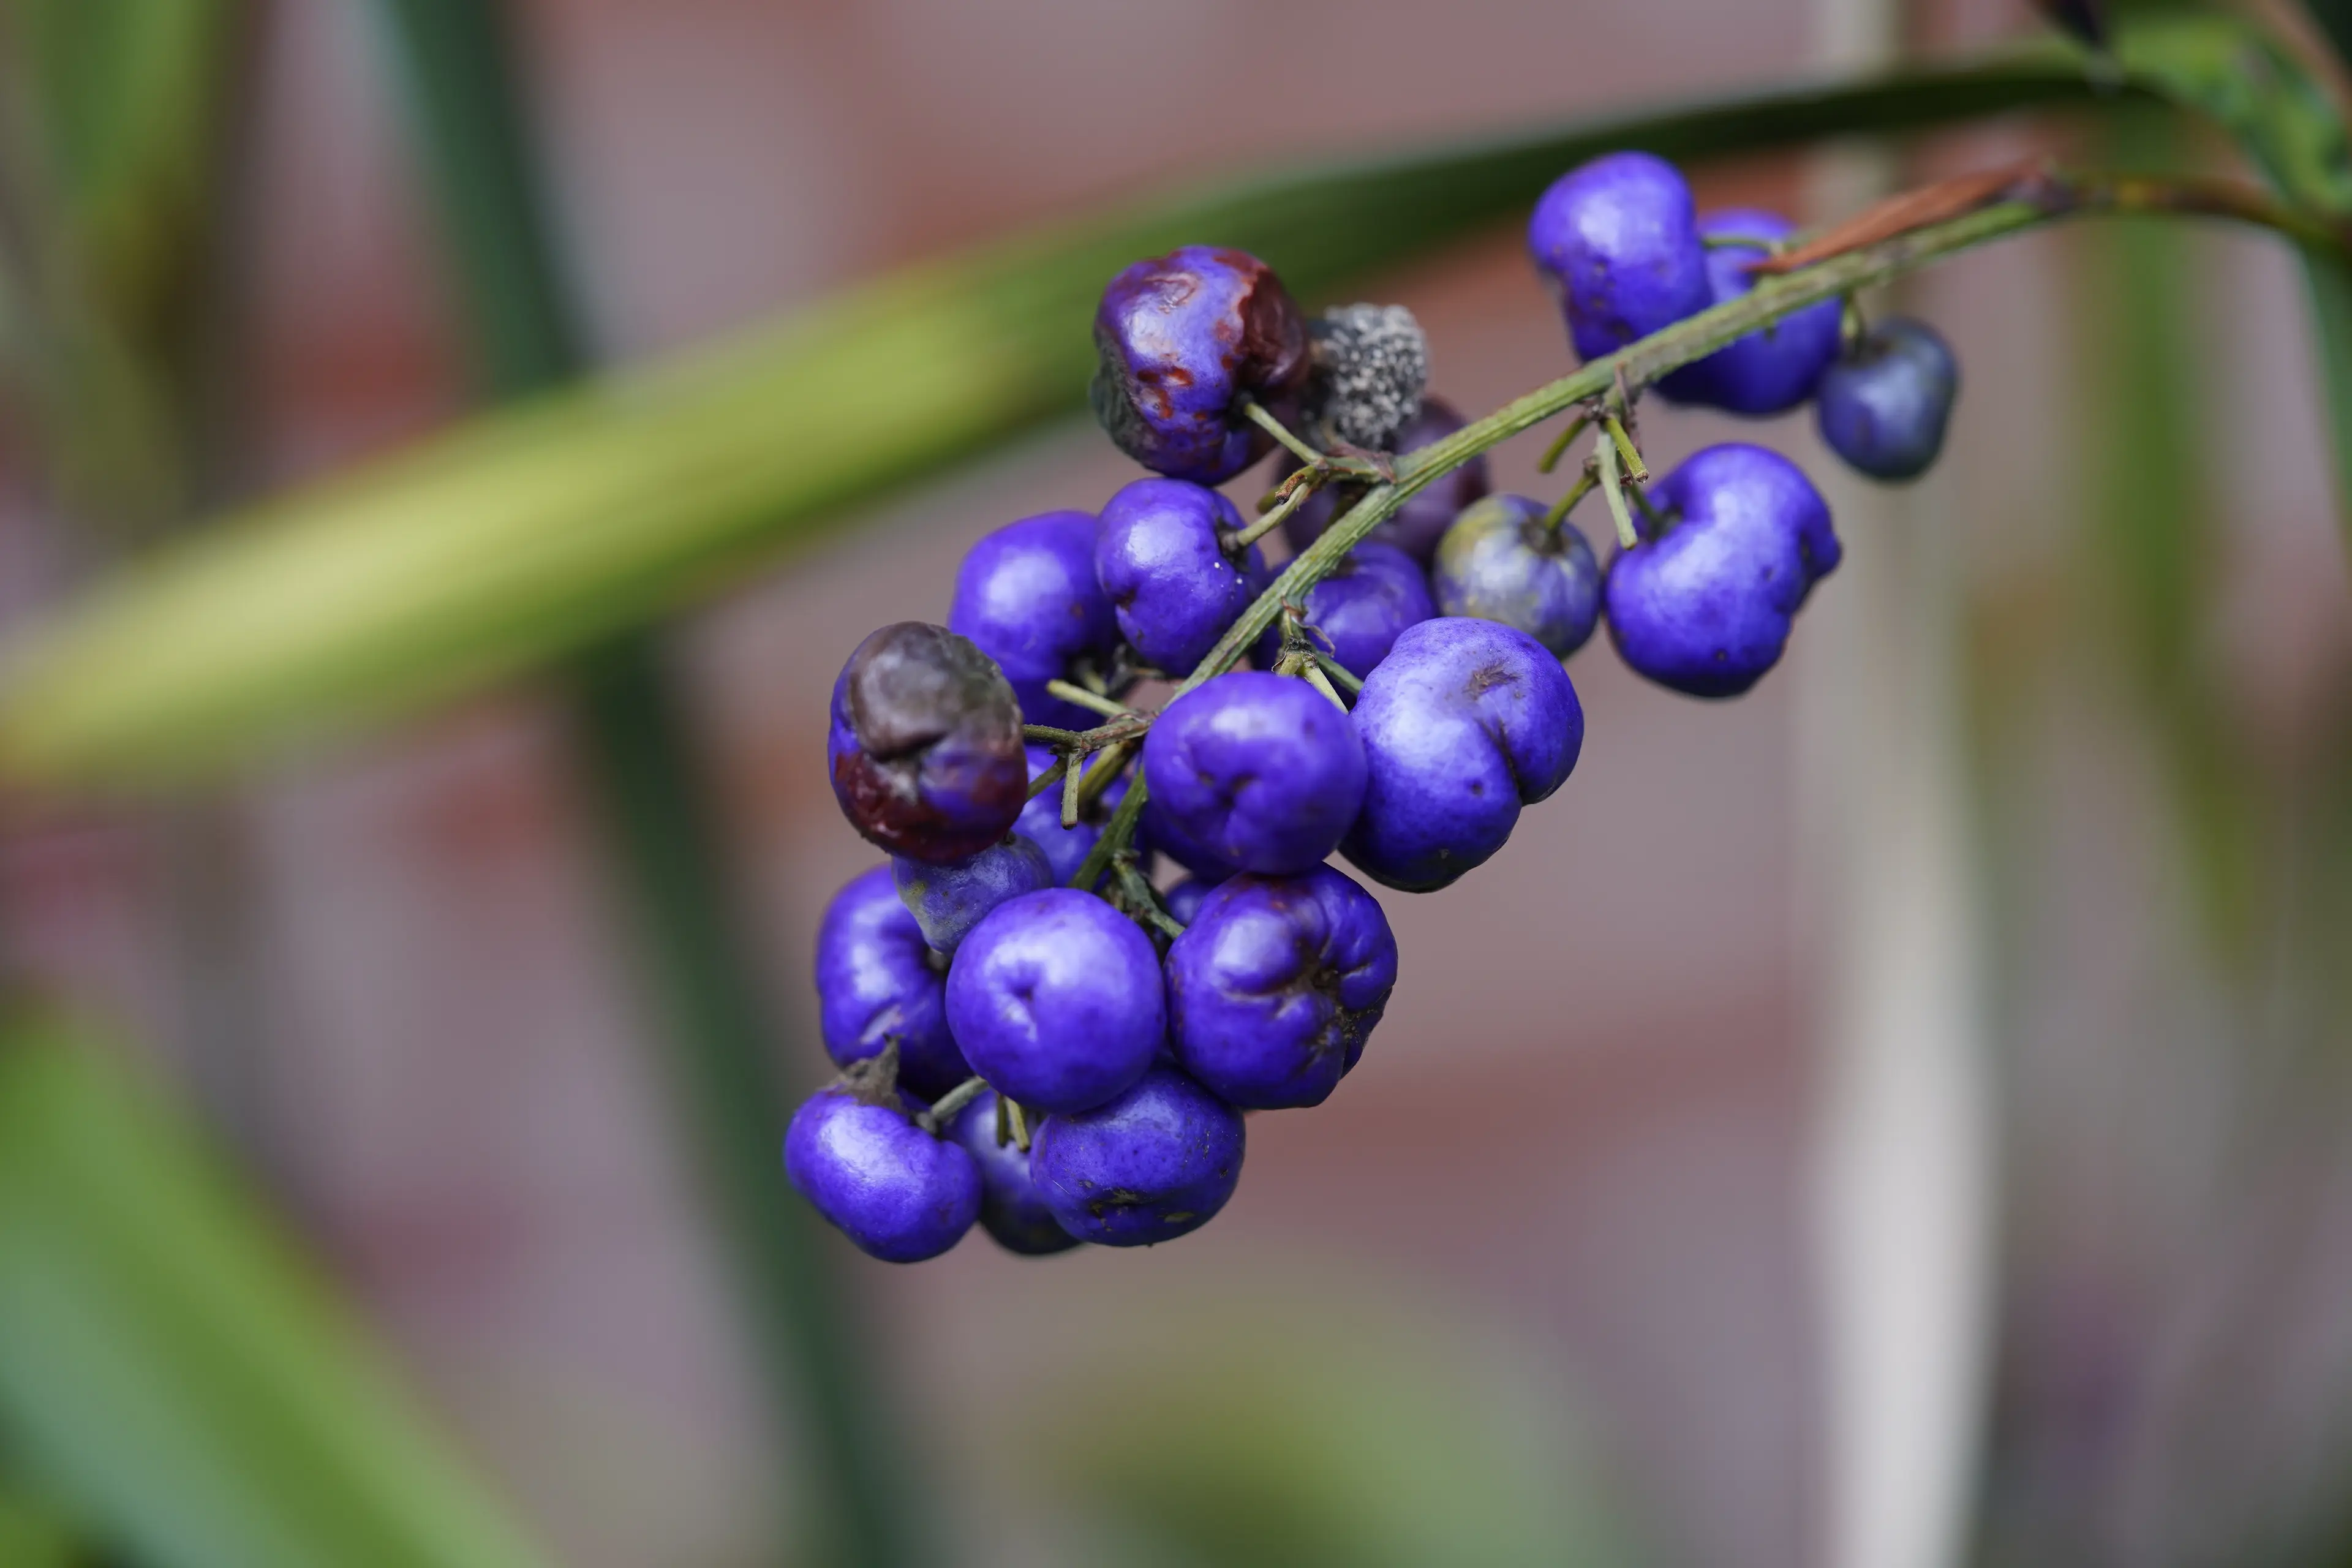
[948,1088,1080,1256]
[1429,495,1602,658]
[1090,246,1311,484]
[944,888,1163,1114]
[1031,1066,1245,1246]
[1657,209,1842,415]
[1605,442,1839,698]
[948,510,1121,730]
[1142,671,1366,876]
[1815,317,1959,482]
[1528,152,1711,362]
[1341,617,1584,892]
[1161,875,1216,927]
[1139,790,1240,883]
[1284,396,1491,563]
[1014,744,1133,884]
[828,622,1027,864]
[891,834,1054,956]
[1166,867,1397,1109]
[785,1087,981,1263]
[1253,541,1434,680]
[813,866,970,1100]
[1095,478,1272,673]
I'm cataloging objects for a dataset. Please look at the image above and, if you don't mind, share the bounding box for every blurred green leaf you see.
[2115,11,2352,532]
[0,39,2133,788]
[0,0,245,529]
[0,1018,549,1568]
[0,1474,80,1567]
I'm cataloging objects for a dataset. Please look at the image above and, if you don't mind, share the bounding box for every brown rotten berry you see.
[827,622,1028,863]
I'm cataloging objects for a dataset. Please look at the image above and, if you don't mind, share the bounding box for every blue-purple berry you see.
[944,888,1163,1114]
[813,865,969,1101]
[948,1088,1080,1256]
[1166,867,1397,1109]
[828,622,1027,864]
[1031,1066,1245,1246]
[1095,478,1272,673]
[1142,671,1366,876]
[1139,791,1240,883]
[1430,494,1602,658]
[1605,442,1839,698]
[1341,617,1584,892]
[1815,317,1959,482]
[948,509,1120,729]
[892,834,1054,956]
[1657,209,1842,415]
[1284,396,1491,563]
[1254,541,1434,681]
[785,1085,981,1263]
[1161,875,1217,927]
[1090,246,1310,484]
[1528,152,1711,362]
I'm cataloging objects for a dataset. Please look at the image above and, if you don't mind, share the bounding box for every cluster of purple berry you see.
[788,151,1962,1264]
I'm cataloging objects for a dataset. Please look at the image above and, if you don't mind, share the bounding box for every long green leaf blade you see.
[0,42,2120,786]
[0,1022,549,1568]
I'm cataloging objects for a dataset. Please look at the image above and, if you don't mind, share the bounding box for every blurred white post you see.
[1800,2,1995,1567]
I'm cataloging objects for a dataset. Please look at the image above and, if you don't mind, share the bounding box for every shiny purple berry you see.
[891,834,1054,956]
[1284,396,1491,563]
[1161,875,1216,927]
[1815,318,1959,482]
[1528,151,1711,362]
[948,509,1121,730]
[1605,442,1839,698]
[1031,1066,1245,1247]
[813,866,970,1100]
[828,622,1027,864]
[944,888,1163,1114]
[1657,209,1842,415]
[1014,744,1132,884]
[947,1088,1080,1256]
[1166,867,1397,1109]
[1139,790,1240,883]
[1090,246,1311,484]
[785,1086,981,1263]
[1341,617,1584,892]
[1095,478,1272,673]
[1253,541,1434,681]
[1142,671,1366,876]
[1430,495,1602,658]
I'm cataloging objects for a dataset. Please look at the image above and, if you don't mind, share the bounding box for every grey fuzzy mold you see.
[1302,303,1428,450]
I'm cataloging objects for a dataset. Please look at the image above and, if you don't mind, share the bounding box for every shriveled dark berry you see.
[828,622,1027,864]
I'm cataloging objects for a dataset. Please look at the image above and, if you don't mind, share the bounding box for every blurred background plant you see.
[0,1,2346,1566]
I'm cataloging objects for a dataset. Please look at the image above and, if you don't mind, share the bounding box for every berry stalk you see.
[1071,165,2339,891]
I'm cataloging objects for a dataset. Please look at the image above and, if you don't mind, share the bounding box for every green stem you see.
[1602,412,1649,483]
[1595,424,1638,550]
[1042,679,1133,719]
[1224,474,1323,552]
[1534,410,1593,474]
[1313,651,1365,696]
[1544,462,1599,529]
[1071,167,2342,880]
[372,4,920,1566]
[1025,753,1066,801]
[918,1076,988,1129]
[1239,397,1325,466]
